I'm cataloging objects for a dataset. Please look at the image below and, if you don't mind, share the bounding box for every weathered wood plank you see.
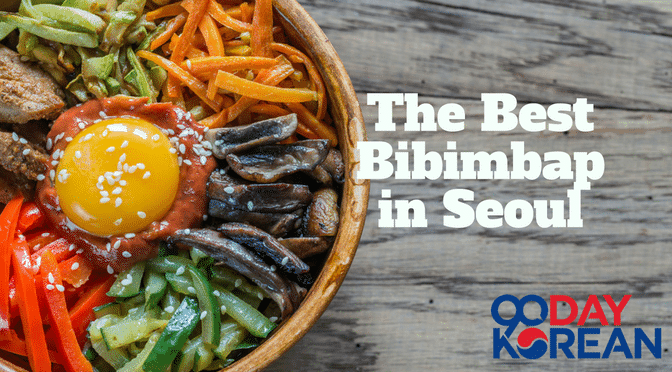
[268,94,672,371]
[298,0,672,110]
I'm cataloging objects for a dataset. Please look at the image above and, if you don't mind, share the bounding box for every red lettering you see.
[604,295,631,326]
[577,295,609,326]
[550,295,578,326]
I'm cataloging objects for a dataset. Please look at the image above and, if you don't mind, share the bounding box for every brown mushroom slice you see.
[208,180,312,214]
[278,237,332,259]
[305,188,340,237]
[169,228,304,319]
[319,148,346,184]
[226,139,330,183]
[209,200,303,236]
[218,222,310,275]
[205,114,298,158]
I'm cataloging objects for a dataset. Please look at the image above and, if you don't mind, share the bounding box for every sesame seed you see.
[270,265,276,272]
[247,201,254,210]
[71,262,79,271]
[48,273,55,283]
[169,147,177,154]
[224,186,234,194]
[46,138,52,150]
[112,187,122,195]
[75,150,82,158]
[234,279,242,288]
[51,160,59,166]
[100,191,109,197]
[115,198,122,207]
[186,60,192,69]
[76,249,84,254]
[123,163,129,172]
[52,150,60,160]
[78,122,86,129]
[65,137,72,142]
[137,163,145,170]
[125,233,135,239]
[187,286,196,294]
[46,284,55,290]
[137,211,146,219]
[179,144,186,154]
[114,218,122,226]
[114,240,121,249]
[143,171,151,179]
[56,285,65,292]
[269,316,278,323]
[107,265,114,274]
[184,229,191,235]
[119,180,127,186]
[37,174,45,181]
[203,214,208,221]
[19,138,27,144]
[82,133,93,142]
[152,134,160,141]
[22,149,30,156]
[106,146,115,152]
[119,153,127,162]
[183,159,192,166]
[69,244,76,251]
[100,197,110,204]
[165,306,175,313]
[128,165,137,173]
[113,171,122,177]
[97,183,104,190]
[34,256,41,269]
[122,251,132,258]
[106,242,111,252]
[257,292,264,300]
[177,157,182,166]
[200,311,207,320]
[102,129,108,137]
[121,278,132,286]
[213,290,221,297]
[281,257,289,266]
[121,140,129,148]
[11,132,18,141]
[176,266,185,276]
[220,305,227,314]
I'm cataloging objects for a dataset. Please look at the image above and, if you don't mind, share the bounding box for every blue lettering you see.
[550,328,575,359]
[493,328,519,359]
[578,328,600,359]
[634,328,661,358]
[602,328,632,358]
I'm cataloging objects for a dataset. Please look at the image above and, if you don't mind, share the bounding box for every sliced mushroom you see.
[226,139,330,183]
[207,175,312,214]
[169,228,304,319]
[313,148,345,184]
[278,237,332,259]
[305,188,340,236]
[205,114,298,158]
[209,200,304,236]
[218,222,310,275]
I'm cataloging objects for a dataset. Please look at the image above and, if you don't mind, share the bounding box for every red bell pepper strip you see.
[58,255,92,289]
[25,230,58,253]
[40,251,93,372]
[12,241,51,372]
[0,195,23,334]
[17,202,45,233]
[0,329,62,364]
[32,238,76,266]
[69,275,115,347]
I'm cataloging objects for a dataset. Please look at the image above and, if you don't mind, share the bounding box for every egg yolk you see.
[55,117,180,237]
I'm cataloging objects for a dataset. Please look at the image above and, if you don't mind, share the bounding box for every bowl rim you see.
[220,0,370,371]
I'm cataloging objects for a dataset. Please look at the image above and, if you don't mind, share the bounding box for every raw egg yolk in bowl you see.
[37,96,216,273]
[55,117,180,237]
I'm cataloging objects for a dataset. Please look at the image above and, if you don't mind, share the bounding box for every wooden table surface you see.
[269,0,672,370]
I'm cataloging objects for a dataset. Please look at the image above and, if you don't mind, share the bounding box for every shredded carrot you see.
[286,102,338,146]
[251,0,273,57]
[271,42,327,120]
[208,0,253,33]
[182,56,277,79]
[146,2,185,21]
[206,79,219,101]
[150,12,187,51]
[138,50,222,111]
[239,1,254,23]
[170,0,208,64]
[199,14,226,57]
[214,70,316,102]
[249,103,291,117]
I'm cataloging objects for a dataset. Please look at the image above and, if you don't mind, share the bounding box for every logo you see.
[491,294,661,359]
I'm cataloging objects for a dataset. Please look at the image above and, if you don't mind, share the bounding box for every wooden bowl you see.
[220,1,369,371]
[0,0,368,371]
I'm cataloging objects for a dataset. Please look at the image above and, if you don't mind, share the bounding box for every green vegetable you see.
[211,266,266,301]
[125,47,156,101]
[117,332,160,372]
[82,53,115,80]
[213,321,247,360]
[165,272,193,296]
[93,302,121,318]
[0,12,98,47]
[32,3,105,33]
[105,76,121,95]
[213,284,276,338]
[108,261,145,298]
[142,297,200,372]
[100,316,167,349]
[91,338,130,370]
[0,23,15,40]
[144,269,167,310]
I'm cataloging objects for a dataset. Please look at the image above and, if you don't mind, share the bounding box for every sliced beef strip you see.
[0,131,48,180]
[0,45,65,124]
[0,167,34,204]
